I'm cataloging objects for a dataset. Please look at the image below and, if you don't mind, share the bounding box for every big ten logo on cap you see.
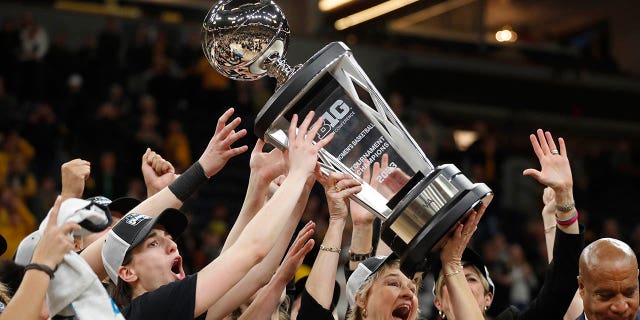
[317,99,350,139]
[124,213,152,226]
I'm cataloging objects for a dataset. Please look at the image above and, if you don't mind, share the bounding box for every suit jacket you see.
[576,312,640,320]
[493,227,585,320]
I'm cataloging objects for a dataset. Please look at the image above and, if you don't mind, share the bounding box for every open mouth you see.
[171,257,184,279]
[392,304,411,320]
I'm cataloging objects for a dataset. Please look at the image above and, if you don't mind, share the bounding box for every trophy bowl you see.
[202,0,291,81]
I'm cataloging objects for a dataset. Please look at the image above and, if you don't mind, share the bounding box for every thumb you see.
[522,168,540,178]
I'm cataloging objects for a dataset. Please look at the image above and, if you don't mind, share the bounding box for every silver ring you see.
[550,149,560,155]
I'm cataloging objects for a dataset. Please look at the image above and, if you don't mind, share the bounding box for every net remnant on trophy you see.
[202,0,493,275]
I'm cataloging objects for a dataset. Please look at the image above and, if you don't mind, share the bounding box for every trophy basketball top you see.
[202,0,295,84]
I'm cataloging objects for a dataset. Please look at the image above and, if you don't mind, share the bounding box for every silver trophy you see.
[203,0,493,273]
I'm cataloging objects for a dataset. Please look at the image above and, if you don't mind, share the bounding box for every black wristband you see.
[25,263,56,279]
[168,162,208,202]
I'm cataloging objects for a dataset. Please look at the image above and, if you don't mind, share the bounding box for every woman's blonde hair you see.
[433,262,491,299]
[347,260,415,320]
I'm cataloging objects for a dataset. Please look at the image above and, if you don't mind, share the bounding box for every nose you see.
[166,237,178,254]
[610,296,629,313]
[400,283,415,299]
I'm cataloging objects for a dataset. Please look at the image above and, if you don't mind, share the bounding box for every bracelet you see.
[168,162,208,202]
[25,263,56,279]
[556,210,579,226]
[320,244,341,254]
[349,249,373,262]
[555,202,575,212]
[544,225,556,233]
[444,268,462,278]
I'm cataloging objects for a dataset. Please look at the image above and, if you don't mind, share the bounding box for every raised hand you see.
[273,221,316,284]
[440,205,486,273]
[523,129,572,191]
[285,112,333,179]
[316,170,362,221]
[141,148,177,197]
[61,159,90,201]
[198,108,249,177]
[249,139,286,184]
[31,196,81,270]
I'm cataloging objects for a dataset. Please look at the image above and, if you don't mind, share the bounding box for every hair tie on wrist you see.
[556,210,578,226]
[25,263,56,279]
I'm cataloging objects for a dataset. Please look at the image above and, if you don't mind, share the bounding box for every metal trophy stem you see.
[202,0,493,274]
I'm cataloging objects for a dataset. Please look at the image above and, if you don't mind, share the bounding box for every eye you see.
[148,240,159,248]
[387,280,400,287]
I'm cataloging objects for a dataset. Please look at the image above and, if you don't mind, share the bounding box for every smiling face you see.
[434,264,493,319]
[357,264,419,320]
[118,227,185,297]
[579,258,639,320]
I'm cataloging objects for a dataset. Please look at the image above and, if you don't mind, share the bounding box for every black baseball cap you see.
[102,208,188,283]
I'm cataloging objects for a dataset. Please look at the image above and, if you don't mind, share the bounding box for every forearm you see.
[194,173,310,315]
[207,187,307,318]
[348,223,373,271]
[236,276,289,320]
[307,218,345,309]
[2,270,49,320]
[222,173,270,253]
[541,205,556,263]
[444,272,484,320]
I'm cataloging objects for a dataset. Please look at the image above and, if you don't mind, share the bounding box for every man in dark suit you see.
[577,238,640,320]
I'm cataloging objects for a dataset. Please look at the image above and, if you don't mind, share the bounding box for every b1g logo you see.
[124,213,151,226]
[317,99,350,139]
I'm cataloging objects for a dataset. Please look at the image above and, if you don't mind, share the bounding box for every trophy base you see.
[381,164,493,275]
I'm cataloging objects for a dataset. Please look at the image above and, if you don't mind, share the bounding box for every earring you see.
[362,308,368,318]
[438,310,446,319]
[485,305,489,311]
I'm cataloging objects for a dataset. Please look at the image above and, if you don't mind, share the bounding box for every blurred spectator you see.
[0,77,19,130]
[44,32,73,101]
[507,243,538,310]
[85,150,127,199]
[0,188,36,259]
[5,155,37,201]
[0,18,20,88]
[164,119,191,172]
[24,102,61,177]
[17,12,48,100]
[29,174,57,222]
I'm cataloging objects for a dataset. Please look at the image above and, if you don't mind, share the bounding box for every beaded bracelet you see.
[556,210,578,226]
[444,268,462,277]
[320,244,341,254]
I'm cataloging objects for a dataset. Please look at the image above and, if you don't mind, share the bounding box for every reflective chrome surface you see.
[202,0,290,81]
[390,174,460,243]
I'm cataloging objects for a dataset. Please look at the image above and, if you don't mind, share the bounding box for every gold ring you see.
[335,185,341,192]
[550,149,560,155]
[462,232,470,236]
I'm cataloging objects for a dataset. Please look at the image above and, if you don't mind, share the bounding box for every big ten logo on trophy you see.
[317,99,350,139]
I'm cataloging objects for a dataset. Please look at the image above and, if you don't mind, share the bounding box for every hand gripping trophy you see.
[202,0,493,274]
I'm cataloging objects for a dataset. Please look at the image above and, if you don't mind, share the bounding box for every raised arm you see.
[141,148,177,198]
[523,129,579,235]
[221,139,285,252]
[237,223,315,320]
[193,112,332,317]
[60,159,91,202]
[305,171,362,310]
[434,207,486,320]
[81,108,248,280]
[1,196,80,320]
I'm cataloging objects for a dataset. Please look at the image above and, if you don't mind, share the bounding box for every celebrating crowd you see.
[1,9,640,320]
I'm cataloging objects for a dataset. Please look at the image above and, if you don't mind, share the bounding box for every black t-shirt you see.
[297,289,335,320]
[123,274,206,320]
